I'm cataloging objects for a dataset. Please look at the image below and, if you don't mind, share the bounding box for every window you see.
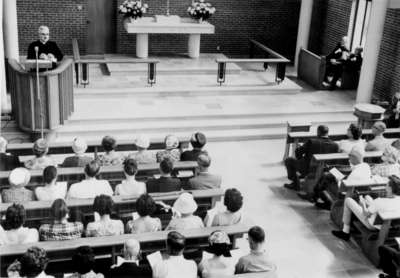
[347,0,372,51]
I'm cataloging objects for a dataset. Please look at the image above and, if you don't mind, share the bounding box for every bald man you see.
[188,153,221,190]
[27,26,63,68]
[109,239,152,278]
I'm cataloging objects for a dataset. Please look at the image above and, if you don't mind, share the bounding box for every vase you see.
[130,17,139,23]
[198,18,206,24]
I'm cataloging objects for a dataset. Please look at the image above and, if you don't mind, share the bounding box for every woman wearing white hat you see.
[166,192,204,230]
[61,137,93,167]
[156,135,181,163]
[24,139,56,170]
[1,168,35,203]
[127,134,156,164]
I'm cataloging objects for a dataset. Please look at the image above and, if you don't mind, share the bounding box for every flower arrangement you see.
[187,0,216,21]
[119,0,148,20]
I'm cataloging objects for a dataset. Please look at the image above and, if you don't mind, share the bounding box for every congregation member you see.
[97,136,124,166]
[284,125,339,190]
[126,194,162,234]
[2,167,34,203]
[27,26,63,66]
[150,231,197,278]
[198,230,235,277]
[188,153,221,190]
[24,138,56,170]
[365,121,390,151]
[146,157,181,193]
[0,136,21,171]
[67,161,113,199]
[128,134,156,164]
[323,36,350,90]
[86,194,124,237]
[19,246,54,278]
[3,204,39,244]
[166,192,204,230]
[35,166,67,201]
[156,135,181,162]
[60,137,92,167]
[338,123,365,154]
[211,188,243,226]
[181,132,207,161]
[372,146,400,177]
[115,158,146,197]
[235,226,277,274]
[66,246,104,278]
[109,239,152,278]
[39,198,83,241]
[332,175,400,241]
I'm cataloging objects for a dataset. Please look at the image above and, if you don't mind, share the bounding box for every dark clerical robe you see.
[27,40,63,62]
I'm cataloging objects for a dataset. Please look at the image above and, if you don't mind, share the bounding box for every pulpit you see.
[7,58,74,138]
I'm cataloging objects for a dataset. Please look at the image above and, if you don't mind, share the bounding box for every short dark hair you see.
[191,132,207,149]
[20,247,49,277]
[51,199,69,220]
[72,246,95,274]
[389,175,400,196]
[167,231,186,255]
[348,123,362,140]
[93,194,113,216]
[85,160,100,177]
[124,158,138,176]
[197,153,211,168]
[43,166,57,184]
[224,188,243,213]
[317,125,329,137]
[160,157,174,174]
[248,226,265,243]
[136,194,156,217]
[102,136,117,152]
[5,204,26,230]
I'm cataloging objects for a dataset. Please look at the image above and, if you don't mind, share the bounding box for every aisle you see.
[206,139,380,278]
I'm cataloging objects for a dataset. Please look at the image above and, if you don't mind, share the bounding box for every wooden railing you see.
[216,39,291,85]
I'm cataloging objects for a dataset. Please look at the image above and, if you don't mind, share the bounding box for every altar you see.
[124,16,215,58]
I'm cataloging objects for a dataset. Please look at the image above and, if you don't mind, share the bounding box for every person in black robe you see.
[27,26,63,69]
[323,36,350,90]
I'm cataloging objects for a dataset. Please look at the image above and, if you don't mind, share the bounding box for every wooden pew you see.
[0,189,224,229]
[0,224,248,276]
[0,161,198,190]
[282,127,400,161]
[6,138,190,157]
[342,178,388,198]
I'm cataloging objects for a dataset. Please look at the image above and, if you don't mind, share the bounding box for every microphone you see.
[34,46,39,59]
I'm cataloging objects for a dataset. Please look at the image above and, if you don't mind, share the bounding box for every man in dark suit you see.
[284,125,339,191]
[181,132,207,161]
[109,239,152,278]
[188,153,221,190]
[0,136,21,171]
[146,157,181,193]
[27,26,63,69]
[323,36,350,90]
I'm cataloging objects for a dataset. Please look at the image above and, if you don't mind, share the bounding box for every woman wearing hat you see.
[166,192,204,230]
[1,168,35,203]
[156,135,181,163]
[198,230,235,277]
[97,136,124,166]
[61,137,93,167]
[372,146,400,177]
[24,139,56,170]
[128,134,156,164]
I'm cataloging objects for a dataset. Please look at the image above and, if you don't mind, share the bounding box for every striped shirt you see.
[39,222,83,241]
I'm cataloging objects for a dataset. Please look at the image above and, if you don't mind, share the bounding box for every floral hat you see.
[72,137,88,154]
[134,134,150,149]
[165,135,179,150]
[9,168,31,188]
[33,139,49,156]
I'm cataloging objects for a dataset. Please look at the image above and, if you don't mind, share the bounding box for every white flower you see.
[121,7,127,13]
[144,3,148,8]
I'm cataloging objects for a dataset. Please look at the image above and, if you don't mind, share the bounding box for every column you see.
[188,34,200,58]
[136,34,149,58]
[1,0,8,114]
[356,0,389,103]
[3,0,19,60]
[294,0,313,71]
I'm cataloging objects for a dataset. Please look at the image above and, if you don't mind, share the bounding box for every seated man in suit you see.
[323,36,350,90]
[110,239,152,278]
[346,46,363,73]
[27,26,63,68]
[284,125,339,191]
[0,136,20,171]
[146,157,181,193]
[181,132,207,161]
[188,153,221,190]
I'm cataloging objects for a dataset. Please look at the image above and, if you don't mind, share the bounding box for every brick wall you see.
[17,0,88,56]
[373,9,400,100]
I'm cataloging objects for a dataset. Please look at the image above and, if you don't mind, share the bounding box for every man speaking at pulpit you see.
[27,26,63,69]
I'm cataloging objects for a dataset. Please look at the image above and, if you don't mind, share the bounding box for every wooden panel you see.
[47,75,60,129]
[297,48,326,89]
